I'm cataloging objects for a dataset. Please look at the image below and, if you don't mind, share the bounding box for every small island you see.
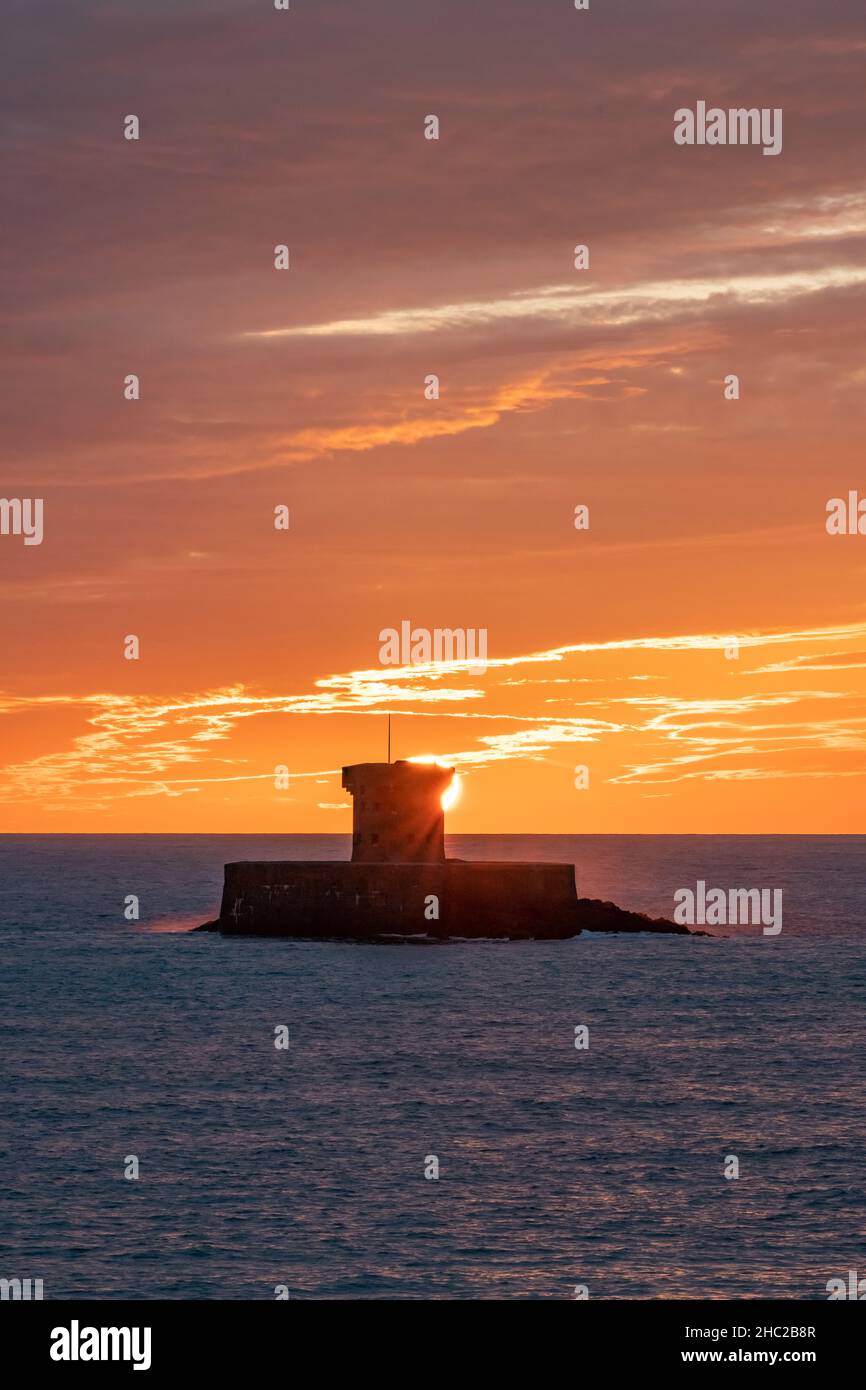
[197,759,690,940]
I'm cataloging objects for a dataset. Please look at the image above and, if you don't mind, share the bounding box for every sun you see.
[441,773,461,812]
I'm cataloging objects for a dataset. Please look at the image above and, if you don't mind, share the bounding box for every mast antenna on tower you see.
[387,714,391,763]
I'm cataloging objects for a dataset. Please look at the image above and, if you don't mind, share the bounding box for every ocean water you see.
[1,834,864,1300]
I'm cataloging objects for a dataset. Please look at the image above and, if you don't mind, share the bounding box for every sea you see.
[1,834,863,1300]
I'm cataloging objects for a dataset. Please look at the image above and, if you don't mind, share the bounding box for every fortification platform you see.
[215,859,578,939]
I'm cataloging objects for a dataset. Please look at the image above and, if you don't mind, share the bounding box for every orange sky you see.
[1,0,865,832]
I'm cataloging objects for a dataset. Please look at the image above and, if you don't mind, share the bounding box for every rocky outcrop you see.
[574,896,690,934]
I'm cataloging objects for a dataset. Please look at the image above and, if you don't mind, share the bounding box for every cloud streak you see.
[245,267,866,341]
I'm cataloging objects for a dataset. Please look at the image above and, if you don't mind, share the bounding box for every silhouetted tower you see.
[342,760,454,863]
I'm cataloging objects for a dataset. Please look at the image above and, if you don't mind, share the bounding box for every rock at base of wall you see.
[575,897,690,934]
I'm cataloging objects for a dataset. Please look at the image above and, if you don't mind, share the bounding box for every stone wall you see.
[219,859,580,939]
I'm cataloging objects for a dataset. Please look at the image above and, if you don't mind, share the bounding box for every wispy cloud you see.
[245,267,866,341]
[2,622,865,810]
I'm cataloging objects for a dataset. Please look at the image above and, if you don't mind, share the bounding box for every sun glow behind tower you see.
[407,756,461,811]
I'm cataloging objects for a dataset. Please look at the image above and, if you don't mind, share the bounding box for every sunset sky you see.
[2,0,865,832]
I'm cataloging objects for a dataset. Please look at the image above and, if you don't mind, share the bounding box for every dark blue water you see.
[1,836,864,1299]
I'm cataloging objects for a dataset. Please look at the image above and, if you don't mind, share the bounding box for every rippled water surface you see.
[1,835,864,1299]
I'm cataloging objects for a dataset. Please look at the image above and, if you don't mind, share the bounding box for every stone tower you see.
[341,760,454,863]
